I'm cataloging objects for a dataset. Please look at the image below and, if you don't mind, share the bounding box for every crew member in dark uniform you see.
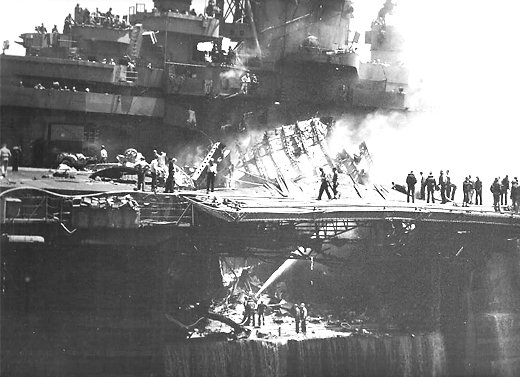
[511,177,519,211]
[474,176,483,205]
[331,167,339,199]
[491,178,502,212]
[425,172,436,203]
[135,159,147,191]
[257,300,266,327]
[439,170,447,203]
[294,304,301,334]
[165,157,177,193]
[406,171,417,203]
[446,170,452,198]
[462,177,471,207]
[11,145,22,172]
[206,160,217,193]
[501,175,510,205]
[300,303,308,335]
[511,177,519,213]
[419,172,425,200]
[242,297,256,326]
[317,167,332,200]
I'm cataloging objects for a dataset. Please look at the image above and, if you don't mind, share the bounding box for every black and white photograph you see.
[1,0,519,376]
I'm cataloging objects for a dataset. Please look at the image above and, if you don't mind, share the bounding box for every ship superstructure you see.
[0,0,408,168]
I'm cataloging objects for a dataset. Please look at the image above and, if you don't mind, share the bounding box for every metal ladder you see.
[191,142,221,184]
[128,24,143,60]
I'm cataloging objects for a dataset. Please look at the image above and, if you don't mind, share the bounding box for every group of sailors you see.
[74,4,129,30]
[316,167,339,200]
[293,302,308,335]
[490,176,518,212]
[240,72,258,95]
[241,296,308,334]
[35,8,128,39]
[0,144,22,178]
[33,23,60,47]
[405,170,519,213]
[132,149,178,193]
[28,80,88,93]
[210,45,237,66]
[34,23,50,34]
[152,6,204,18]
[97,145,239,194]
[241,297,267,328]
[405,170,454,204]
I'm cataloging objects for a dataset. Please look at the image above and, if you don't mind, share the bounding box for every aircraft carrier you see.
[1,1,519,377]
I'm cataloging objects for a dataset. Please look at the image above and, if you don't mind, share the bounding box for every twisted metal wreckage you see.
[1,118,519,339]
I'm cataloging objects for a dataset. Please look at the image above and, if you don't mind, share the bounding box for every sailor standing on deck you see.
[300,303,308,335]
[135,157,148,191]
[149,157,159,192]
[154,150,167,188]
[242,297,256,326]
[491,178,502,212]
[425,172,436,203]
[446,170,452,198]
[100,145,108,163]
[468,175,475,204]
[511,177,519,211]
[439,170,447,204]
[294,304,301,334]
[419,172,426,200]
[206,160,217,193]
[154,150,167,169]
[462,177,471,207]
[511,178,519,214]
[240,72,251,95]
[257,300,266,327]
[0,144,11,178]
[165,157,177,193]
[501,175,510,206]
[331,167,339,199]
[11,146,22,172]
[474,177,483,205]
[317,167,332,200]
[406,171,417,203]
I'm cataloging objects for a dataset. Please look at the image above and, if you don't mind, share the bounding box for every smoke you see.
[335,0,520,188]
[219,68,243,82]
[331,107,518,189]
[173,142,208,169]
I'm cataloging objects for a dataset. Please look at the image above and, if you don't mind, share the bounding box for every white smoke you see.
[174,143,208,169]
[336,0,520,188]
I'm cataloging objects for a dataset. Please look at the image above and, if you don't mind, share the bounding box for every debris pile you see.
[167,257,412,342]
[53,164,77,178]
[56,152,96,170]
[71,194,140,228]
[91,147,195,189]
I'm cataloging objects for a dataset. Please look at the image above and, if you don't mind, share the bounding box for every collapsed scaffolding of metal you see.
[234,117,372,197]
[1,115,519,259]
